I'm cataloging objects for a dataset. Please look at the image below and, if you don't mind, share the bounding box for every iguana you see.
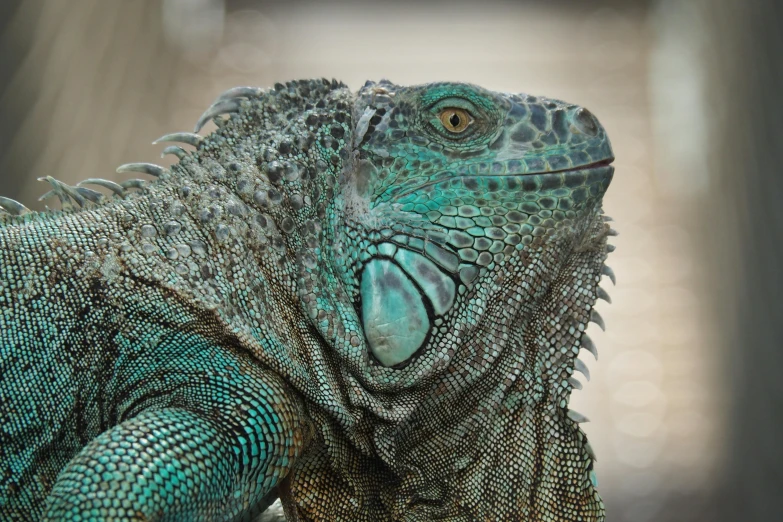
[0,79,615,521]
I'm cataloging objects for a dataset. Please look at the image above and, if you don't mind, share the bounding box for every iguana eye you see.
[439,108,472,133]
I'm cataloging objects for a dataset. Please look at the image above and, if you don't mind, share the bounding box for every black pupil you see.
[449,113,461,128]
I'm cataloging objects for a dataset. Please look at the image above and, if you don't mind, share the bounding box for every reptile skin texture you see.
[0,79,615,521]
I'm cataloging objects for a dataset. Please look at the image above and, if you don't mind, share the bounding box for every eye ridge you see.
[438,107,472,133]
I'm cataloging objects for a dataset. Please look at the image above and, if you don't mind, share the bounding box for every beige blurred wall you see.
[1,1,764,521]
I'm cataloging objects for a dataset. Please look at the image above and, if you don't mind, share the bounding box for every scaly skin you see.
[0,79,615,521]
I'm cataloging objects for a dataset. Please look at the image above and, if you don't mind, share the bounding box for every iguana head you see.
[332,80,615,519]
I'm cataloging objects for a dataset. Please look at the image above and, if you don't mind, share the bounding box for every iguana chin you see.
[0,78,615,521]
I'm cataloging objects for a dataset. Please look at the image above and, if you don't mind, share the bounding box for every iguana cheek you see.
[360,259,429,367]
[392,248,455,316]
[359,246,458,367]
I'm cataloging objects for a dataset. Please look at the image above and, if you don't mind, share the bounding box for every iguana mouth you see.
[392,158,614,202]
[572,157,614,170]
[512,156,615,175]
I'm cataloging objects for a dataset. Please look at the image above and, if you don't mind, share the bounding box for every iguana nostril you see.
[572,107,599,136]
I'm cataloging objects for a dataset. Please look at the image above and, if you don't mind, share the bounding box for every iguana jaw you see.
[383,197,612,520]
[336,158,614,375]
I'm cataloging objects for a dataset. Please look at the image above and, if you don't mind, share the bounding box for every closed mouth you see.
[579,157,614,169]
[545,157,615,175]
[392,157,615,201]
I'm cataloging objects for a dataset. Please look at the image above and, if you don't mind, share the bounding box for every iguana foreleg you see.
[43,349,308,521]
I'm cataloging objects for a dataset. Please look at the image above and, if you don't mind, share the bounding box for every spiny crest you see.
[0,78,348,227]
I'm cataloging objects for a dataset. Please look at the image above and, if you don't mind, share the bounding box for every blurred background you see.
[0,1,779,520]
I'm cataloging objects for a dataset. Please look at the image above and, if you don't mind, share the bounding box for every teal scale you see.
[360,242,458,367]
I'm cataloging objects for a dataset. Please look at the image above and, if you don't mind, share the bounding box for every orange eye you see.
[439,108,472,133]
